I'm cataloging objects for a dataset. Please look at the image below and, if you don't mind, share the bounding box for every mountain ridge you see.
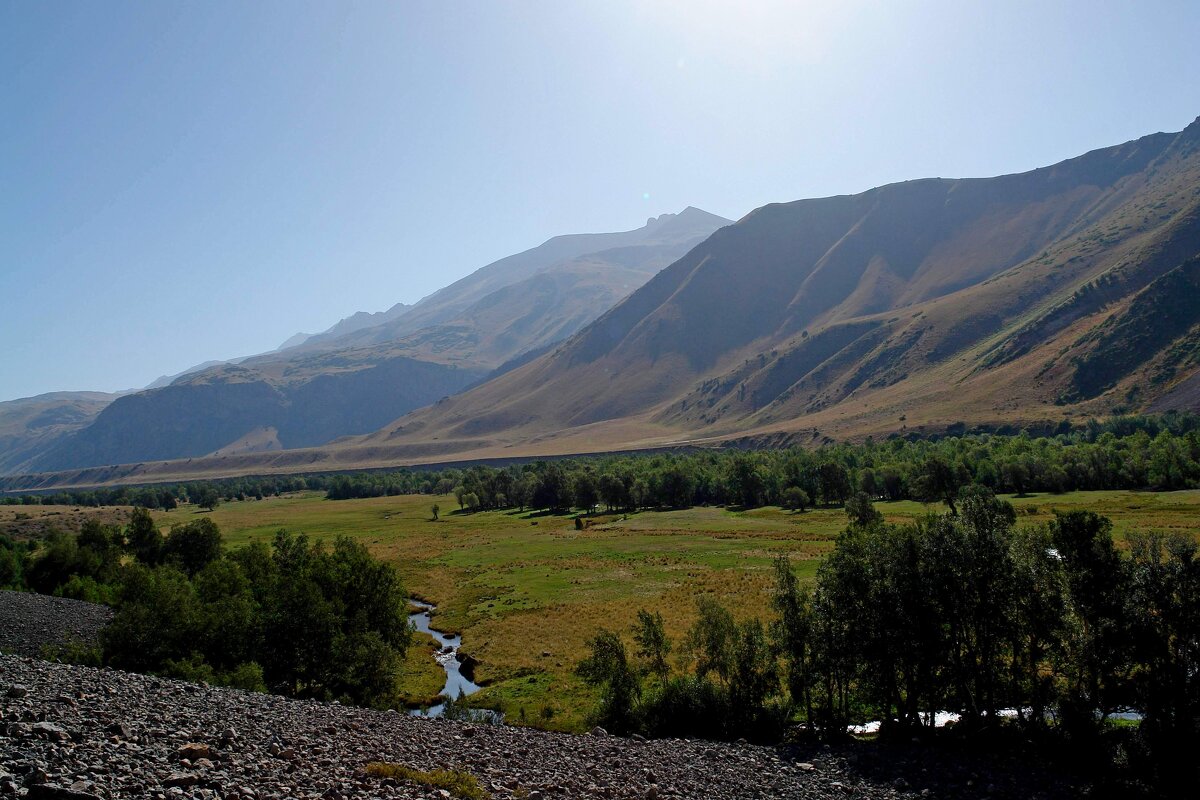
[12,208,729,475]
[360,118,1200,453]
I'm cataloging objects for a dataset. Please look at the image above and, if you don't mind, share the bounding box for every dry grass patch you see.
[364,762,489,799]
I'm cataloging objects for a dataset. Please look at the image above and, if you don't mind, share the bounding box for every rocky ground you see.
[0,592,112,660]
[0,593,1080,800]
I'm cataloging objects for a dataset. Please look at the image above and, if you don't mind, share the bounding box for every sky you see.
[2,0,1199,401]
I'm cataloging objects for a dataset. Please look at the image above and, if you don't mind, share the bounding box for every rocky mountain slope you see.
[318,208,732,349]
[15,209,727,475]
[0,393,122,477]
[278,302,413,351]
[363,117,1200,455]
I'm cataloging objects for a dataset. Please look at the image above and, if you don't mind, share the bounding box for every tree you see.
[1049,510,1131,734]
[772,556,813,720]
[126,507,163,564]
[162,518,223,576]
[687,598,737,683]
[599,472,630,512]
[729,619,778,726]
[781,486,810,512]
[858,468,878,497]
[726,455,765,508]
[572,471,600,514]
[914,455,966,513]
[193,486,221,512]
[533,463,570,511]
[880,466,907,501]
[1126,532,1200,788]
[817,462,852,506]
[577,629,641,733]
[632,609,672,681]
[845,492,883,528]
[658,463,696,509]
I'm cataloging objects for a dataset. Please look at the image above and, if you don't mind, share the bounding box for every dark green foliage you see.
[100,527,410,707]
[844,492,882,528]
[24,522,122,595]
[632,609,671,681]
[913,454,968,512]
[576,629,640,734]
[8,511,412,709]
[125,506,163,564]
[194,485,221,511]
[772,555,814,721]
[1125,532,1200,789]
[161,518,222,576]
[578,597,790,743]
[581,492,1199,792]
[781,486,810,511]
[0,533,33,589]
[818,462,852,506]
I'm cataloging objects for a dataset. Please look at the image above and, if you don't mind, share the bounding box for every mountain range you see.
[368,117,1200,454]
[2,207,729,476]
[4,118,1199,489]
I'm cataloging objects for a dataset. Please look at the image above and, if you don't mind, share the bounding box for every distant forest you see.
[5,412,1199,513]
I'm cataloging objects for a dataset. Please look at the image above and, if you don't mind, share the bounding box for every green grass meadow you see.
[150,488,1200,731]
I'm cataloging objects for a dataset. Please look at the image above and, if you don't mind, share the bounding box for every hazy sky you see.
[3,1,1199,400]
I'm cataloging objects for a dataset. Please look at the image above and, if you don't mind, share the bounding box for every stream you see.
[407,599,499,721]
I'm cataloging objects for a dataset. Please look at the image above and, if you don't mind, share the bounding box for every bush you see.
[162,518,222,576]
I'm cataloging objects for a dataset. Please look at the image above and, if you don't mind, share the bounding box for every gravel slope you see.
[0,591,111,659]
[0,654,1079,800]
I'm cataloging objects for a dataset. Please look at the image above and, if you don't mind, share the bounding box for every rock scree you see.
[0,591,112,659]
[0,653,1080,799]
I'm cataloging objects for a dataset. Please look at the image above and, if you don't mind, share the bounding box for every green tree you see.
[914,455,967,513]
[162,518,223,577]
[817,462,852,506]
[577,629,641,733]
[572,471,600,514]
[781,486,810,512]
[772,556,813,720]
[1049,510,1131,735]
[632,609,672,681]
[687,597,737,684]
[193,486,221,512]
[126,506,163,564]
[845,491,883,528]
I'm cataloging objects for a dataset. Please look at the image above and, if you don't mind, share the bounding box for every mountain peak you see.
[643,206,732,240]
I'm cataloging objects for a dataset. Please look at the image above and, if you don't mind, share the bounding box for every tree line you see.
[0,511,412,708]
[576,488,1199,796]
[5,412,1198,514]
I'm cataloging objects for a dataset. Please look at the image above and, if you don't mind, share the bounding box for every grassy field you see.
[119,487,1200,732]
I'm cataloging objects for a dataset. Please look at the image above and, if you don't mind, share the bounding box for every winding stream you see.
[407,599,486,718]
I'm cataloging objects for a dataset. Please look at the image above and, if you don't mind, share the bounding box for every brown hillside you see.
[366,118,1200,452]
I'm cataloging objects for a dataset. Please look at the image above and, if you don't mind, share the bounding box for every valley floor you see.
[118,488,1200,733]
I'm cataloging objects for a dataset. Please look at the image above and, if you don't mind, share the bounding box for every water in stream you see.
[407,600,499,722]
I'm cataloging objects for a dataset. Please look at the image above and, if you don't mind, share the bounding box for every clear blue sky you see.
[3,0,1198,400]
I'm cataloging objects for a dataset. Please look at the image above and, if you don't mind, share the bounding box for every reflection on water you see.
[407,599,499,722]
